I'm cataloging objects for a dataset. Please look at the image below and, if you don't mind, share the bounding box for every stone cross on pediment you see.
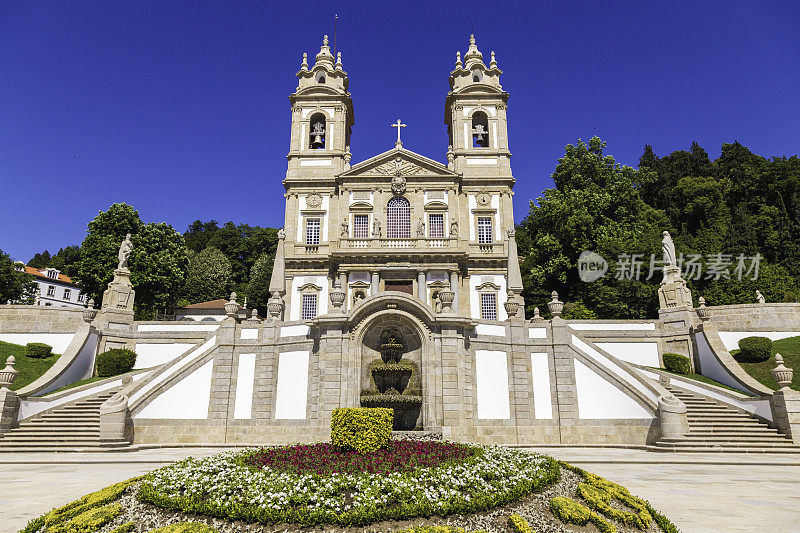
[391,119,406,148]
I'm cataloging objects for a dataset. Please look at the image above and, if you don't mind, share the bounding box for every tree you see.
[247,251,274,316]
[74,203,144,303]
[0,249,37,304]
[128,222,188,319]
[181,246,233,304]
[27,250,51,269]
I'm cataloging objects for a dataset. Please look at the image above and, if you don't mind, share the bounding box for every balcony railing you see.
[342,238,454,249]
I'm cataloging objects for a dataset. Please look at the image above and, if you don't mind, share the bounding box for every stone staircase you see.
[652,385,799,453]
[0,389,130,452]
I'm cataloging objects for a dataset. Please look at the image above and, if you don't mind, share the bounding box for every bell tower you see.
[286,35,355,184]
[444,35,512,179]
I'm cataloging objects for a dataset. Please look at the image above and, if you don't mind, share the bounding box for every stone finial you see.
[455,51,463,68]
[772,353,794,390]
[464,33,483,67]
[490,50,497,68]
[548,291,563,318]
[335,51,342,69]
[0,356,19,391]
[267,291,285,321]
[323,34,328,46]
[697,296,710,322]
[531,307,543,323]
[225,292,240,319]
[301,52,309,71]
[83,298,98,323]
[314,34,334,68]
[248,308,260,324]
[503,291,520,321]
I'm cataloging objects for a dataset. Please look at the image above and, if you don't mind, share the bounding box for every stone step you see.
[25,420,100,427]
[687,428,782,435]
[5,429,100,437]
[686,412,754,419]
[40,413,100,419]
[0,436,103,444]
[649,443,800,453]
[660,435,793,444]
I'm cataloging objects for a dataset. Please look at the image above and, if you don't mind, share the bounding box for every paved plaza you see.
[2,446,799,532]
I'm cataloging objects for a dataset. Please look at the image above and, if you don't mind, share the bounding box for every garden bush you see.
[25,342,52,359]
[662,353,691,375]
[508,513,535,533]
[330,407,392,453]
[149,523,218,533]
[735,336,772,363]
[96,348,137,377]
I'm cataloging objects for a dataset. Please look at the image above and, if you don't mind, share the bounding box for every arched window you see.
[471,69,483,83]
[386,197,411,239]
[471,111,489,148]
[309,113,326,149]
[315,71,326,84]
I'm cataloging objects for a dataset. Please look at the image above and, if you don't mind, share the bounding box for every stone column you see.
[417,270,426,300]
[371,271,379,295]
[450,271,459,313]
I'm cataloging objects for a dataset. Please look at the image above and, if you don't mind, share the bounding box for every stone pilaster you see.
[417,270,426,300]
[438,323,465,435]
[450,271,459,312]
[371,271,379,295]
[550,317,576,440]
[0,389,19,435]
[771,389,800,444]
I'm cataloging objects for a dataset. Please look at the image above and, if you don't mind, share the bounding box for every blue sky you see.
[1,1,799,262]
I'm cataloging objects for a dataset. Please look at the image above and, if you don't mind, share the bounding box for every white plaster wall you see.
[468,194,476,240]
[569,323,656,331]
[137,324,220,332]
[718,331,800,351]
[0,333,75,354]
[529,328,547,339]
[595,342,660,367]
[573,359,654,419]
[274,350,310,419]
[174,314,225,322]
[475,324,506,336]
[133,343,195,369]
[468,274,508,320]
[37,331,99,395]
[240,328,258,340]
[280,324,310,337]
[695,332,751,393]
[289,276,329,320]
[133,359,214,419]
[234,353,256,420]
[491,194,501,240]
[474,350,511,419]
[531,352,553,419]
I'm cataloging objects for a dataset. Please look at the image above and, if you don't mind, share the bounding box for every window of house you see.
[480,292,498,320]
[305,218,320,245]
[387,197,411,239]
[47,285,55,296]
[63,288,71,300]
[428,213,444,238]
[77,293,85,303]
[309,113,326,149]
[471,111,490,148]
[353,214,369,239]
[301,293,318,320]
[477,217,493,244]
[47,270,58,279]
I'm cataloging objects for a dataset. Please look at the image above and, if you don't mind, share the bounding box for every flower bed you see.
[245,440,475,475]
[138,445,560,527]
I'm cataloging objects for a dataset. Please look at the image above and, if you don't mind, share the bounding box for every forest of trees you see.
[15,139,800,321]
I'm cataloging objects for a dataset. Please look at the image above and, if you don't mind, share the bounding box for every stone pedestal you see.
[770,389,800,445]
[658,265,692,309]
[0,389,20,435]
[658,394,689,438]
[99,394,129,442]
[99,268,135,326]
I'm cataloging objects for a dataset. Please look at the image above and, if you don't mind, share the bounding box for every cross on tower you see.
[391,119,407,147]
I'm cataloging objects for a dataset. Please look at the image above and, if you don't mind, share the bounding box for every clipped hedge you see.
[662,353,691,375]
[25,342,52,359]
[550,497,614,533]
[96,348,137,377]
[735,336,772,363]
[149,523,218,533]
[331,407,392,453]
[507,513,535,533]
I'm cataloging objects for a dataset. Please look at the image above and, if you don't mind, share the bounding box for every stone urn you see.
[437,289,454,312]
[696,296,711,322]
[547,291,563,317]
[0,356,19,391]
[83,299,98,323]
[225,292,241,318]
[503,294,520,320]
[267,292,284,320]
[329,286,346,312]
[371,364,413,393]
[772,353,794,390]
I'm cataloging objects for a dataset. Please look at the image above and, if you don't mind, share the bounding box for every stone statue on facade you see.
[372,219,382,238]
[662,231,677,267]
[340,217,349,237]
[117,234,133,270]
[756,290,766,304]
[416,218,426,237]
[450,219,458,238]
[277,227,285,239]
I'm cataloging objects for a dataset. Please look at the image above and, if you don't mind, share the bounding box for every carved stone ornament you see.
[306,193,322,208]
[391,175,407,196]
[476,192,491,207]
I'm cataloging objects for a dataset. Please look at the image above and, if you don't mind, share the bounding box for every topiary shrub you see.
[662,353,691,375]
[507,513,535,533]
[95,349,137,377]
[148,523,218,533]
[25,342,53,359]
[331,407,392,453]
[735,336,772,363]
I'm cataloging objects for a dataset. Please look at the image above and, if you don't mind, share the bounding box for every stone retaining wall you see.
[0,305,83,333]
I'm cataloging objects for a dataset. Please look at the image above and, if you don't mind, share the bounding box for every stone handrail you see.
[695,321,774,397]
[16,323,98,397]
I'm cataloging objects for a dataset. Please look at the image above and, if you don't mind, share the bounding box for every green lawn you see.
[730,336,800,392]
[0,340,61,391]
[649,366,747,394]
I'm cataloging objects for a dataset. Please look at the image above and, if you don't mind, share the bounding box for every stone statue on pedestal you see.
[662,231,677,267]
[118,233,133,270]
[658,230,692,309]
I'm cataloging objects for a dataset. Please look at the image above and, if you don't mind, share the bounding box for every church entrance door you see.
[385,281,413,295]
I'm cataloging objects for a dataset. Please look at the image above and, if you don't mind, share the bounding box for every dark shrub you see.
[96,349,137,377]
[662,353,691,374]
[735,336,772,363]
[25,342,53,359]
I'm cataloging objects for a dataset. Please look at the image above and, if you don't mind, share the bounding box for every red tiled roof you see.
[23,266,75,285]
[183,299,227,309]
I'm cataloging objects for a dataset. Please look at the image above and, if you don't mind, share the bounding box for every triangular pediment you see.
[340,147,459,179]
